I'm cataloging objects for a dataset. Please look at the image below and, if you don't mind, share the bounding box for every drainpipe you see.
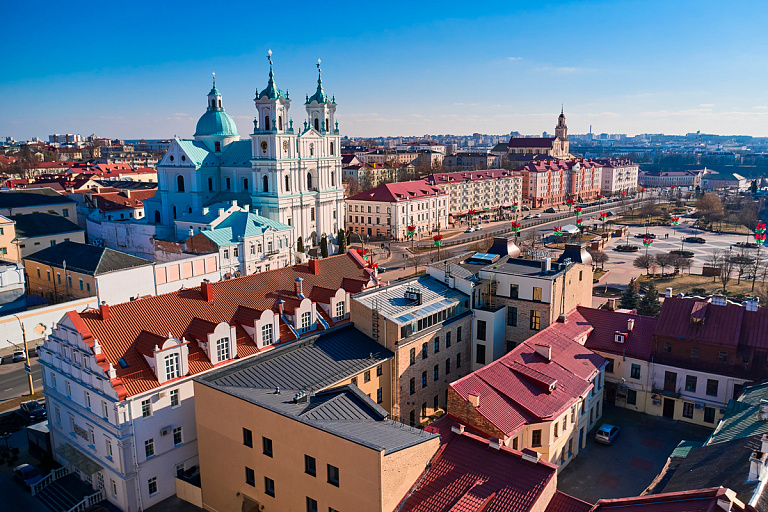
[126,400,144,512]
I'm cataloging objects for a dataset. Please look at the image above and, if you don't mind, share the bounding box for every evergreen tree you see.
[619,278,641,310]
[638,281,662,317]
[337,229,347,254]
[297,236,304,253]
[320,235,328,258]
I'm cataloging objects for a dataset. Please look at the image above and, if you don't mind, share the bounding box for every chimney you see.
[607,298,616,310]
[218,208,224,217]
[541,258,551,272]
[749,451,766,482]
[521,448,540,464]
[747,297,760,312]
[712,294,727,306]
[295,277,304,298]
[468,394,480,408]
[201,279,213,302]
[451,424,466,435]
[535,343,552,361]
[107,362,116,379]
[627,318,635,332]
[760,400,768,421]
[665,287,672,298]
[309,259,320,275]
[99,301,111,321]
[277,299,285,315]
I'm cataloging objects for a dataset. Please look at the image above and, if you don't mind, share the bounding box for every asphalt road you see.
[0,356,42,403]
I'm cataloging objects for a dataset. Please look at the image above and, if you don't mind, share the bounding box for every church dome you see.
[194,109,239,137]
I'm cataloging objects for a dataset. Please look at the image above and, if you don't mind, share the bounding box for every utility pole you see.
[14,316,34,396]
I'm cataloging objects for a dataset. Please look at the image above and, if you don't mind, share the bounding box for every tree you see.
[750,249,764,292]
[705,250,724,282]
[731,248,754,285]
[620,278,641,310]
[719,250,736,292]
[320,235,328,258]
[655,252,673,277]
[638,281,662,317]
[589,249,609,270]
[633,254,655,275]
[297,236,304,254]
[337,229,347,254]
[409,253,423,274]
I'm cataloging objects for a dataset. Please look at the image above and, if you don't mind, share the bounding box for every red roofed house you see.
[590,487,746,512]
[446,313,607,471]
[37,253,378,511]
[345,181,448,240]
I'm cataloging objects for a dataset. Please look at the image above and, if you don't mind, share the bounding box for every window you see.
[421,342,428,359]
[63,208,69,218]
[512,437,518,450]
[445,358,451,375]
[630,364,641,379]
[177,175,185,192]
[532,429,542,447]
[79,278,83,290]
[223,249,229,259]
[533,287,542,301]
[554,422,559,438]
[421,402,427,418]
[148,477,158,496]
[327,464,340,487]
[245,467,255,487]
[706,379,719,397]
[682,402,694,418]
[216,337,230,361]
[422,371,427,388]
[434,338,440,353]
[170,426,182,445]
[704,407,716,424]
[410,378,415,395]
[477,320,487,341]
[476,344,486,365]
[627,389,637,405]
[718,351,728,363]
[507,306,517,326]
[530,310,541,330]
[446,331,451,347]
[335,301,345,319]
[605,358,614,373]
[377,388,382,403]
[307,497,318,512]
[263,436,273,457]
[141,399,151,418]
[305,455,316,476]
[364,370,371,383]
[243,428,253,447]
[433,364,439,381]
[145,438,154,458]
[111,479,117,498]
[351,377,357,386]
[410,348,415,365]
[311,208,315,221]
[509,284,519,298]
[691,347,700,359]
[164,353,180,381]
[685,375,697,392]
[285,175,290,191]
[409,410,415,426]
[86,283,90,292]
[47,270,51,281]
[301,312,311,332]
[456,353,461,368]
[376,364,382,377]
[262,324,273,346]
[106,438,113,459]
[457,327,462,342]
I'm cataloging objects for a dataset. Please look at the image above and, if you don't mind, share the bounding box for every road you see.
[0,356,42,403]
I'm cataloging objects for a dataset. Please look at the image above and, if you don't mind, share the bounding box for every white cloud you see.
[507,57,523,61]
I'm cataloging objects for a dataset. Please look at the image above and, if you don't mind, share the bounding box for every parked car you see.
[13,464,44,488]
[377,267,388,273]
[465,227,473,233]
[521,205,531,211]
[595,424,621,445]
[534,213,542,218]
[605,211,615,217]
[12,350,25,363]
[19,400,46,422]
[544,207,557,214]
[684,236,706,244]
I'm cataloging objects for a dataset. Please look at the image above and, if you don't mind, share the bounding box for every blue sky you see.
[2,0,767,140]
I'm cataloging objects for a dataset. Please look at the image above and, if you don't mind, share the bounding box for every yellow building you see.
[194,325,440,512]
[0,215,18,261]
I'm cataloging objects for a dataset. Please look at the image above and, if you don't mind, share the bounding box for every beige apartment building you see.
[351,275,473,425]
[424,169,523,217]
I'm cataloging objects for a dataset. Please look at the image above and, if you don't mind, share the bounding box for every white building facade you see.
[426,169,523,217]
[595,159,639,196]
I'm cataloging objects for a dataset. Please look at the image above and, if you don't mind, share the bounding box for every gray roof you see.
[12,213,84,239]
[24,241,153,276]
[206,384,437,454]
[198,324,394,394]
[0,188,75,208]
[707,382,768,445]
[353,275,469,326]
[478,255,570,280]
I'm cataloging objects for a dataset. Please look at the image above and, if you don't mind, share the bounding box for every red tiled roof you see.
[346,181,445,202]
[655,297,742,347]
[740,307,768,349]
[401,416,558,512]
[590,487,743,511]
[545,492,593,512]
[450,322,605,435]
[69,254,376,398]
[576,307,656,361]
[425,169,521,185]
[515,158,601,174]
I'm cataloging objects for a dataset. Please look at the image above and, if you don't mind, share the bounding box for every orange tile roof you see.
[70,254,377,399]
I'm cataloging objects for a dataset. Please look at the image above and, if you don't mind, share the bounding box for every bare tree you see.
[750,249,765,292]
[633,254,655,275]
[705,250,724,282]
[720,250,736,292]
[588,249,609,270]
[655,252,673,277]
[409,253,423,275]
[731,248,754,285]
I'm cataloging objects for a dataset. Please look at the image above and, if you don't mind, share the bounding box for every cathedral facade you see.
[145,57,345,250]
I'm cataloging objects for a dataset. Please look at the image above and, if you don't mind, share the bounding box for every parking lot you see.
[557,405,713,504]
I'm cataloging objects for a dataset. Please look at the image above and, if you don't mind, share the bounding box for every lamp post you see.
[433,235,443,261]
[12,314,33,396]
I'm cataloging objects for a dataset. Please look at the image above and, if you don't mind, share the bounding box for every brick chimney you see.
[665,287,672,298]
[295,277,304,298]
[99,301,110,321]
[201,279,213,302]
[535,343,552,361]
[309,259,320,275]
[468,394,480,407]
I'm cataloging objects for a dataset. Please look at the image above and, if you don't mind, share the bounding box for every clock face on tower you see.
[260,141,268,153]
[283,140,289,152]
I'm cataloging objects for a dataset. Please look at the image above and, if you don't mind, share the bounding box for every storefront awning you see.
[56,443,103,475]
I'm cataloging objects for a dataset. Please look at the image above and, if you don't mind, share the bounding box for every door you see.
[663,398,675,418]
[664,371,677,393]
[579,427,584,448]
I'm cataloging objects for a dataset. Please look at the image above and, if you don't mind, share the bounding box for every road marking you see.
[3,388,12,392]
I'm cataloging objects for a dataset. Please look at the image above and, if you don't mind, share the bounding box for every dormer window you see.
[261,324,273,346]
[335,301,345,319]
[614,332,625,343]
[216,337,230,361]
[300,312,311,333]
[165,353,180,381]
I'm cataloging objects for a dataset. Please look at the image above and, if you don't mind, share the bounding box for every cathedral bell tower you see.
[305,59,337,134]
[553,106,570,159]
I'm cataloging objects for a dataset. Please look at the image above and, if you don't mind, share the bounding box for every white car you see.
[12,350,25,363]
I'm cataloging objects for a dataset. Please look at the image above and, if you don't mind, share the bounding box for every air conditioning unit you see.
[160,426,172,436]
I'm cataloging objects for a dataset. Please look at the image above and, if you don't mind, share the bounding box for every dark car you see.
[635,233,657,239]
[684,236,706,244]
[19,400,46,422]
[544,207,557,213]
[13,464,44,488]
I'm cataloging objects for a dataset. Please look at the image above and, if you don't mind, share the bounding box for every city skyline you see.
[2,0,768,140]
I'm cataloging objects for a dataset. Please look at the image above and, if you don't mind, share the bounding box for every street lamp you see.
[12,314,34,396]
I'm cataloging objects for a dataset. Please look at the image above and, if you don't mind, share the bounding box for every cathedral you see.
[502,109,573,161]
[144,55,345,250]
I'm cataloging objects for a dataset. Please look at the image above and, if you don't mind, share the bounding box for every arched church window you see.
[218,99,221,108]
[177,175,185,192]
[263,175,269,193]
[309,143,314,157]
[211,100,215,108]
[330,142,334,155]
[215,141,221,152]
[188,206,192,213]
[243,178,249,191]
[265,116,270,131]
[154,211,161,223]
[285,175,290,192]
[325,118,329,132]
[314,118,319,131]
[307,172,313,190]
[278,116,283,131]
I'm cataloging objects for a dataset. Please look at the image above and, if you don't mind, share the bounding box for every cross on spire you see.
[267,49,273,67]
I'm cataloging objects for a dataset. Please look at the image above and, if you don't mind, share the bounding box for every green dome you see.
[194,109,239,137]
